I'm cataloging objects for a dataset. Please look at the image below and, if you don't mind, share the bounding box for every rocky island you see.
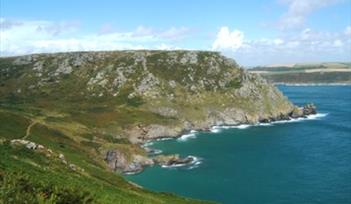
[0,50,316,203]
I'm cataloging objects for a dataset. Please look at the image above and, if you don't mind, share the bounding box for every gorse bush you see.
[0,171,94,204]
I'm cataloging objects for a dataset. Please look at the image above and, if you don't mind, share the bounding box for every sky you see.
[0,0,350,66]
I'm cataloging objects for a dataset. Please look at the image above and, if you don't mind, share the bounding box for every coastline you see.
[141,112,327,145]
[126,104,321,175]
[274,82,351,86]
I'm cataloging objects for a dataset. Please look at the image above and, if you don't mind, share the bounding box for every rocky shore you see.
[104,103,317,174]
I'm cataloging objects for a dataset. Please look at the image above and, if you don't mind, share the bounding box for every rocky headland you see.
[0,50,317,174]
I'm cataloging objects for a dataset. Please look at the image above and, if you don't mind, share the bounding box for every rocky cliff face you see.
[0,50,313,173]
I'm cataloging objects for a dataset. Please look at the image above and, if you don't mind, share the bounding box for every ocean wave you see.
[177,131,197,141]
[306,113,328,119]
[210,126,222,133]
[148,149,162,155]
[141,142,154,148]
[156,137,173,141]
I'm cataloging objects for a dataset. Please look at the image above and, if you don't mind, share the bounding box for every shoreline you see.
[274,83,351,86]
[141,112,328,145]
[128,106,323,175]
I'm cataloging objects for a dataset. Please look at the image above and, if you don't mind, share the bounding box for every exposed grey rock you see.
[104,149,153,173]
[169,80,176,88]
[136,73,160,96]
[303,103,317,115]
[25,142,37,150]
[55,59,73,75]
[153,154,194,167]
[112,68,127,88]
[37,144,44,149]
[69,164,77,171]
[290,106,304,118]
[13,55,32,65]
[150,107,178,117]
[59,153,65,160]
[33,61,44,72]
[143,124,180,139]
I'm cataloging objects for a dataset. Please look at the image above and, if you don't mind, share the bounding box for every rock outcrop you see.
[289,103,317,119]
[153,154,195,167]
[104,149,154,174]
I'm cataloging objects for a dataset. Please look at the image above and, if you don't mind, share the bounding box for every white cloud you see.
[212,27,244,50]
[133,26,192,40]
[273,38,284,45]
[0,18,190,56]
[278,0,340,29]
[333,39,343,47]
[345,26,351,36]
[159,26,191,40]
[156,43,183,50]
[215,26,351,66]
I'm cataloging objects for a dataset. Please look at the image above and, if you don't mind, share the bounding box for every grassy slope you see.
[0,109,211,204]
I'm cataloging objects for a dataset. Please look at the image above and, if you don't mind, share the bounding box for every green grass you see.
[0,108,212,204]
[0,111,31,140]
[0,143,210,204]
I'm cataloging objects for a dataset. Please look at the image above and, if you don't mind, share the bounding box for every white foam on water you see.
[150,149,162,155]
[256,123,273,126]
[141,142,154,148]
[234,124,251,129]
[210,126,221,133]
[186,156,202,169]
[177,132,197,141]
[306,113,328,120]
[161,163,187,168]
[156,137,173,141]
[209,113,328,131]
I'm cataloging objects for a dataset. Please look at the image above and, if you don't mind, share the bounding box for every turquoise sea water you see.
[127,86,351,204]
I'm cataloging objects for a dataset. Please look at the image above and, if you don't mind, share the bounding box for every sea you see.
[127,85,351,204]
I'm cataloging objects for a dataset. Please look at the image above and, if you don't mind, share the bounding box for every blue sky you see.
[1,0,350,66]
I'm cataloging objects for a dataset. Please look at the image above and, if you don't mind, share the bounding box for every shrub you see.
[0,171,94,204]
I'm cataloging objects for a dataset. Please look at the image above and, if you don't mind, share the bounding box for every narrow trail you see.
[23,121,38,140]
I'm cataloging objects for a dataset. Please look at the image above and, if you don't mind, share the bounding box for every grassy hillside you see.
[249,62,351,84]
[0,109,210,204]
[0,50,295,203]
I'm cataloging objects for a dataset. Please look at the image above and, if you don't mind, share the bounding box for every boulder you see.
[303,103,317,115]
[25,142,37,150]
